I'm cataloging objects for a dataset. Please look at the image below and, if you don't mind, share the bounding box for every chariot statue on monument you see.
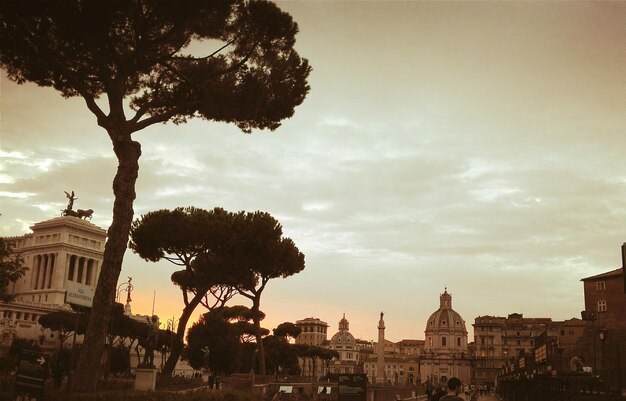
[61,190,94,220]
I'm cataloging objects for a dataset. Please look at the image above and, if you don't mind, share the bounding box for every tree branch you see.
[172,39,236,61]
[80,93,107,123]
[132,108,180,132]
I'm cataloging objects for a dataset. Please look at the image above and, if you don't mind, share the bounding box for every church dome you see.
[424,289,468,352]
[329,314,357,351]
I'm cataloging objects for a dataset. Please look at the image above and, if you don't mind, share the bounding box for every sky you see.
[1,1,625,343]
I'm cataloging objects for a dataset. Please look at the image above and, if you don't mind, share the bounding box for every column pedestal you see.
[135,367,158,391]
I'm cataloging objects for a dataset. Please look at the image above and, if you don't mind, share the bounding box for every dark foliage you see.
[263,334,300,375]
[273,322,302,340]
[0,0,310,391]
[0,238,27,302]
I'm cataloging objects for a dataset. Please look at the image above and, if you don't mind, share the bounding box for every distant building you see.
[581,267,626,330]
[1,216,106,352]
[395,339,424,357]
[420,289,470,385]
[295,317,329,346]
[473,313,586,386]
[362,312,420,385]
[580,266,626,391]
[327,314,361,374]
[295,317,329,378]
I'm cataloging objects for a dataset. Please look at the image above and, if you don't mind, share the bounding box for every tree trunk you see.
[161,291,204,377]
[252,297,266,375]
[71,134,141,392]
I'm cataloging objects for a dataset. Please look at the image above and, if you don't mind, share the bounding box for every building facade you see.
[327,314,362,374]
[580,266,626,391]
[420,289,471,385]
[295,317,329,378]
[581,268,626,330]
[1,216,106,352]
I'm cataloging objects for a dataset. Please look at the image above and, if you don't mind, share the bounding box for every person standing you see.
[438,377,464,401]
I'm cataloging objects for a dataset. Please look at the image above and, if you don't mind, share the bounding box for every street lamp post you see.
[116,277,133,303]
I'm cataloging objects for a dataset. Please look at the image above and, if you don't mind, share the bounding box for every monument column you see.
[53,252,68,289]
[377,312,385,384]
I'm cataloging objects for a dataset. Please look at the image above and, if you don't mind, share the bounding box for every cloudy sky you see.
[1,1,625,342]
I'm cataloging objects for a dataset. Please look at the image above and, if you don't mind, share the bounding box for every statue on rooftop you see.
[61,191,94,220]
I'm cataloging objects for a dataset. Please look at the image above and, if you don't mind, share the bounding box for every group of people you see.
[426,377,485,401]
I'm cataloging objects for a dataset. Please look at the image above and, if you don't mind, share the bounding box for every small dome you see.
[426,289,466,331]
[330,330,356,345]
[330,314,356,348]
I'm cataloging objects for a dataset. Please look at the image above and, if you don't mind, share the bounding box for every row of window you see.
[427,336,462,347]
[2,310,39,322]
[300,326,327,333]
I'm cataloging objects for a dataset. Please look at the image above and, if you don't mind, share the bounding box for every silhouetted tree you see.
[264,333,301,376]
[0,238,27,302]
[318,348,339,378]
[273,322,302,341]
[129,207,243,376]
[293,344,334,379]
[38,310,88,349]
[0,1,310,391]
[186,305,267,374]
[186,309,241,375]
[224,211,305,375]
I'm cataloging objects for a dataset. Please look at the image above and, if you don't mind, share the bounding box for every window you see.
[457,337,461,347]
[428,337,433,346]
[442,337,447,347]
[596,281,606,291]
[598,300,607,312]
[503,350,508,357]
